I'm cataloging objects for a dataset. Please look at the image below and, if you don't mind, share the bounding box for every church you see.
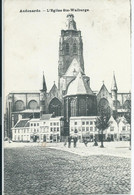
[5,14,130,139]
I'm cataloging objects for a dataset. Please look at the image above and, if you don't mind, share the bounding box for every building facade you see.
[5,14,131,139]
[12,115,64,143]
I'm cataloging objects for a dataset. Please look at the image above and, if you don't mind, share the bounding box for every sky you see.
[4,0,131,98]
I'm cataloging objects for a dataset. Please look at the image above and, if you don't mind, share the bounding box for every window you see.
[24,129,26,133]
[90,127,93,131]
[75,122,77,125]
[66,43,69,54]
[15,130,16,133]
[49,98,62,116]
[122,126,126,131]
[37,123,39,126]
[90,121,93,125]
[27,129,29,133]
[95,127,97,131]
[70,99,76,116]
[50,123,52,126]
[86,127,89,131]
[82,127,85,131]
[57,122,59,126]
[73,43,77,54]
[37,129,39,132]
[86,121,89,125]
[31,123,33,126]
[78,127,81,131]
[79,99,86,115]
[82,121,85,125]
[34,123,36,126]
[50,128,53,132]
[54,127,56,131]
[110,127,114,131]
[34,129,36,133]
[54,123,56,126]
[15,100,24,111]
[18,130,20,133]
[71,127,73,131]
[57,127,59,131]
[14,135,16,140]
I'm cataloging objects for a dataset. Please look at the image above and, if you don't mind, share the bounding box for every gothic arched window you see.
[117,100,120,109]
[79,98,86,116]
[123,100,131,110]
[98,98,111,117]
[70,99,76,116]
[49,98,62,116]
[73,43,77,54]
[65,43,69,55]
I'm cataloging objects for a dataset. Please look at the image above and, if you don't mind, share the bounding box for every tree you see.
[96,107,110,148]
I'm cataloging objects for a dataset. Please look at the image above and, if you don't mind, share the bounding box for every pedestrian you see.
[83,139,88,147]
[64,136,67,147]
[68,136,71,148]
[73,137,77,148]
[93,137,98,146]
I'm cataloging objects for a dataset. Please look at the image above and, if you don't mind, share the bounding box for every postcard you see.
[3,0,132,194]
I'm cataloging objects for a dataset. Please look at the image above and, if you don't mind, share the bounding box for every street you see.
[4,144,131,195]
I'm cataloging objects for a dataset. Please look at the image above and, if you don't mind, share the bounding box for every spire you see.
[111,72,118,91]
[66,14,77,30]
[42,72,47,91]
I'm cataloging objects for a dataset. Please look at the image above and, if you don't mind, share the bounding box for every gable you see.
[97,84,112,105]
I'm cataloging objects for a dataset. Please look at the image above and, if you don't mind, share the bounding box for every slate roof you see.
[14,119,30,128]
[66,71,94,96]
[40,114,53,120]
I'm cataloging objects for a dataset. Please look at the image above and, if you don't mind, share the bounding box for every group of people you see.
[64,136,98,148]
[64,136,78,148]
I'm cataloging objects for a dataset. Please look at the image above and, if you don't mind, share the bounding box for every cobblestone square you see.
[4,144,131,195]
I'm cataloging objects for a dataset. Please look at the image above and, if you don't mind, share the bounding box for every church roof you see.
[49,82,58,94]
[66,71,94,96]
[97,83,110,97]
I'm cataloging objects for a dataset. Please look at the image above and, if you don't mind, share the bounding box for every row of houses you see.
[11,113,130,143]
[70,116,130,142]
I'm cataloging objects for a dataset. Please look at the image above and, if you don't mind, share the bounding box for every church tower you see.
[58,14,84,90]
[40,73,47,117]
[111,72,118,112]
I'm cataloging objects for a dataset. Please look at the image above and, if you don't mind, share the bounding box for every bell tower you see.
[58,14,84,89]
